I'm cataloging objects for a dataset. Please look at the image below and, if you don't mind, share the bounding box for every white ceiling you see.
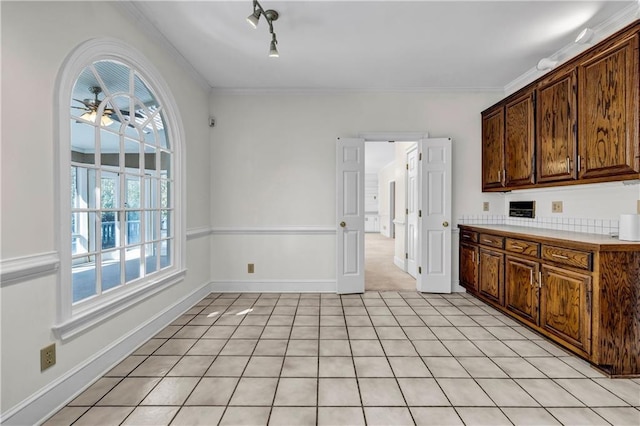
[128,1,637,91]
[365,142,397,174]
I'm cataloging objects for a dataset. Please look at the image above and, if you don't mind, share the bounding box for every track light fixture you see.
[575,27,594,44]
[536,57,558,71]
[246,0,280,57]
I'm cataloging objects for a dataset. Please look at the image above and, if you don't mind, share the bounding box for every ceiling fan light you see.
[247,10,260,28]
[81,111,97,122]
[100,114,114,127]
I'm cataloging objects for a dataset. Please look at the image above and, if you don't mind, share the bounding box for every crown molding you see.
[210,86,504,96]
[505,4,640,95]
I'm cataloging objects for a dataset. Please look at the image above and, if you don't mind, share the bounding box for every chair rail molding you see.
[0,251,60,286]
[186,226,213,240]
[211,226,336,235]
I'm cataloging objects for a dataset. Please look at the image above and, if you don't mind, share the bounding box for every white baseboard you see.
[211,280,336,293]
[393,256,405,271]
[451,279,467,293]
[1,282,212,426]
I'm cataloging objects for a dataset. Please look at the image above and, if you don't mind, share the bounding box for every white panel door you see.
[417,138,452,293]
[406,147,418,278]
[336,138,365,294]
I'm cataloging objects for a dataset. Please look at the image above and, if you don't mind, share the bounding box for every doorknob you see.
[442,221,449,227]
[340,221,346,228]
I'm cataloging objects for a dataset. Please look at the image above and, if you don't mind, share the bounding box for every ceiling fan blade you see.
[118,110,145,119]
[73,98,91,106]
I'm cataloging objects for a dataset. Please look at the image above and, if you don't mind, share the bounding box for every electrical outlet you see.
[551,201,563,213]
[247,263,255,274]
[40,343,56,371]
[483,202,490,212]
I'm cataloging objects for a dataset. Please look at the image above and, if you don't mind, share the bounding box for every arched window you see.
[55,39,185,338]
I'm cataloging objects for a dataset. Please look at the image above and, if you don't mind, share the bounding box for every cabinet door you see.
[505,256,539,326]
[505,92,535,186]
[578,34,639,179]
[540,265,592,355]
[482,106,505,190]
[479,248,504,305]
[537,70,577,183]
[460,243,478,292]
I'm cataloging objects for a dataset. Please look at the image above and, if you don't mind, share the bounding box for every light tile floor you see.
[44,292,640,425]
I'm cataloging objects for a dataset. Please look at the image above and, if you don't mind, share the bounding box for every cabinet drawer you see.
[460,230,478,243]
[542,245,592,271]
[506,238,540,257]
[479,233,504,249]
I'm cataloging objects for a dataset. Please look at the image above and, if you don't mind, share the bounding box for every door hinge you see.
[406,208,409,215]
[405,253,408,259]
[406,163,409,170]
[418,266,422,274]
[419,153,422,161]
[418,210,422,217]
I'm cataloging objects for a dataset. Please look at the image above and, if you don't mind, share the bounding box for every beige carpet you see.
[365,232,416,291]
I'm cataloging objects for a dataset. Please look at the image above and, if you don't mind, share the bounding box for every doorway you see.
[364,141,417,292]
[336,135,452,295]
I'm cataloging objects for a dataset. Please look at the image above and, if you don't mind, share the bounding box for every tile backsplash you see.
[458,214,619,236]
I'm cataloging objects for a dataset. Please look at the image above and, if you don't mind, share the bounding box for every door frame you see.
[405,144,419,278]
[335,132,429,294]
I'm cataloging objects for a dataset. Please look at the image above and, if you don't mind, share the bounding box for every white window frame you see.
[53,38,186,340]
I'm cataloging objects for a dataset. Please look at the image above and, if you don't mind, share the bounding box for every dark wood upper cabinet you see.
[505,91,536,186]
[482,106,505,190]
[536,69,578,183]
[578,33,639,179]
[481,22,639,192]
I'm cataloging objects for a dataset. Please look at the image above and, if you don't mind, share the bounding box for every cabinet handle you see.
[551,253,569,259]
[529,270,534,288]
[497,169,501,182]
[577,155,582,171]
[462,234,471,239]
[472,251,475,262]
[511,244,523,250]
[483,239,494,243]
[566,157,571,173]
[538,271,542,288]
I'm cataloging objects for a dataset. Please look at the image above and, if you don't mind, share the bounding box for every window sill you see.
[52,268,187,341]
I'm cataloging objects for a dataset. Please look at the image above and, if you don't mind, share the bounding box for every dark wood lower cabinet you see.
[505,256,539,327]
[539,265,592,356]
[459,243,478,292]
[458,225,640,377]
[479,248,503,305]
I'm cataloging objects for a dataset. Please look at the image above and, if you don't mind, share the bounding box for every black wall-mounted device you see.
[509,201,536,218]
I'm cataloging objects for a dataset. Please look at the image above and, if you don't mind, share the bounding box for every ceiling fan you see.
[72,86,115,126]
[73,85,152,133]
